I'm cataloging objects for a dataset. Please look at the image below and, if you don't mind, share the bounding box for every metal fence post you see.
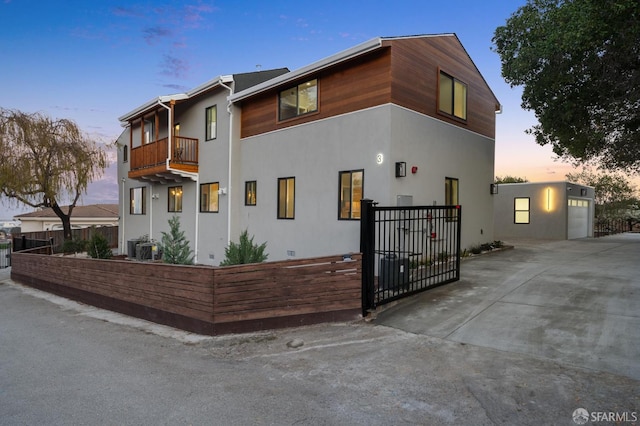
[360,199,376,316]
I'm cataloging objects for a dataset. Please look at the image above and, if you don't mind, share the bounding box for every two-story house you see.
[117,34,501,264]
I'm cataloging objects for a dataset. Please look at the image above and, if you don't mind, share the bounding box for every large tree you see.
[493,0,640,172]
[0,109,108,241]
[566,168,638,218]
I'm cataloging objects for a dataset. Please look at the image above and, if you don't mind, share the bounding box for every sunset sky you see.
[1,0,631,219]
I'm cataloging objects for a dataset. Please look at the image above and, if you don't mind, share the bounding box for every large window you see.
[279,79,318,121]
[514,197,530,224]
[245,181,257,206]
[205,105,217,140]
[439,71,467,120]
[277,177,295,219]
[168,186,183,212]
[200,182,219,213]
[130,187,146,215]
[445,177,459,220]
[339,170,363,220]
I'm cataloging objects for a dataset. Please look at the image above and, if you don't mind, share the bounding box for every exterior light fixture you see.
[395,162,406,177]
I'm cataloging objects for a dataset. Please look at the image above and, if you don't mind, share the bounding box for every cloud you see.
[163,83,190,92]
[112,6,144,18]
[144,26,173,45]
[183,2,217,29]
[160,54,190,79]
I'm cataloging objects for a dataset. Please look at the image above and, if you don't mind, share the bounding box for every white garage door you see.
[568,198,590,239]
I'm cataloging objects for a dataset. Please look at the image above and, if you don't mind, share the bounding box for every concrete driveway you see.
[1,235,638,425]
[375,233,640,381]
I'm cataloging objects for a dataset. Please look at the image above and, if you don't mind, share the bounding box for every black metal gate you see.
[360,199,462,315]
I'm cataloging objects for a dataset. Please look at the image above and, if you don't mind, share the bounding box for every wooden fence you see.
[12,226,119,252]
[10,252,362,335]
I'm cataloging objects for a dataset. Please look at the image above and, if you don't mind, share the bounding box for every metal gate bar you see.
[361,199,462,315]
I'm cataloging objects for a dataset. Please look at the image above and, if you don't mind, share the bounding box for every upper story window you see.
[339,170,363,220]
[144,120,155,143]
[279,79,318,121]
[130,187,146,215]
[205,105,217,140]
[168,186,183,212]
[439,71,467,120]
[123,145,128,163]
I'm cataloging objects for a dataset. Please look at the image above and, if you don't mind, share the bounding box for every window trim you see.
[130,187,147,215]
[277,177,295,219]
[168,185,183,213]
[338,169,364,220]
[205,105,217,141]
[245,180,257,206]
[514,197,530,224]
[438,70,468,121]
[200,182,219,213]
[278,79,318,122]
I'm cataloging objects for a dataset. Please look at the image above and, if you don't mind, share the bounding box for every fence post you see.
[360,199,376,316]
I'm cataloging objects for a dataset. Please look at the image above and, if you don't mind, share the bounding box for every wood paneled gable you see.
[238,35,500,139]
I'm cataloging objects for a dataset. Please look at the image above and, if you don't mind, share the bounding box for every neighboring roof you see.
[118,68,290,124]
[15,204,119,220]
[228,34,501,111]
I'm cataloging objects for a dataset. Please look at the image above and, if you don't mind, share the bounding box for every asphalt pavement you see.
[0,234,638,425]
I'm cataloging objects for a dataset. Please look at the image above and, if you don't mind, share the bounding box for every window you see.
[123,145,128,163]
[514,197,530,224]
[200,182,219,213]
[279,79,318,121]
[339,170,363,220]
[130,187,146,215]
[144,119,154,143]
[168,186,183,212]
[205,105,217,140]
[445,177,459,220]
[277,177,295,219]
[439,71,467,120]
[245,181,257,206]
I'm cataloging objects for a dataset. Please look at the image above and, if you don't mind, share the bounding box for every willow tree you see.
[0,108,108,241]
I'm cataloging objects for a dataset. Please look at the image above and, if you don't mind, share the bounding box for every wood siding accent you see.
[239,36,499,139]
[387,37,499,139]
[240,50,392,138]
[11,253,362,335]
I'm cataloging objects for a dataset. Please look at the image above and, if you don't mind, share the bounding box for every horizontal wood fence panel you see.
[11,252,362,335]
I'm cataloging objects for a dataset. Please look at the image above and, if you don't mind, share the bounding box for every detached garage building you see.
[494,182,595,240]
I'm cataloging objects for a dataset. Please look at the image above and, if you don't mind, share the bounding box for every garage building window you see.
[514,197,530,224]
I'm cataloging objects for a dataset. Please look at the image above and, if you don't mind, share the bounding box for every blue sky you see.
[0,0,585,218]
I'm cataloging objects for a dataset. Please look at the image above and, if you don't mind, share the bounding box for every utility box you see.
[379,254,409,291]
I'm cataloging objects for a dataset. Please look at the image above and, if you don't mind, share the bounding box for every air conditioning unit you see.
[136,243,153,261]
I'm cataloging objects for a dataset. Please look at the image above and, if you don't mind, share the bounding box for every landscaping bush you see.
[220,230,268,266]
[87,231,112,259]
[159,216,194,265]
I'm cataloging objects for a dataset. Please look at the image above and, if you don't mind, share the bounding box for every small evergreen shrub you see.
[87,231,112,259]
[159,216,194,265]
[62,238,87,255]
[220,230,268,266]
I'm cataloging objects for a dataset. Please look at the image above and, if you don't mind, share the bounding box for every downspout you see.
[157,98,199,263]
[219,80,234,246]
[121,177,126,255]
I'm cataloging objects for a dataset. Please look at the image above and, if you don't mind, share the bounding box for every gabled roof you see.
[229,34,500,111]
[15,204,119,219]
[118,68,290,124]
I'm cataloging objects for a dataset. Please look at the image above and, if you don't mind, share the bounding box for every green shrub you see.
[220,230,268,266]
[62,238,87,255]
[470,244,482,255]
[87,232,112,259]
[160,216,194,265]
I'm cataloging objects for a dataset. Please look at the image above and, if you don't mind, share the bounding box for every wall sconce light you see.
[490,183,498,195]
[151,193,159,200]
[395,162,406,178]
[581,188,587,196]
[546,187,552,211]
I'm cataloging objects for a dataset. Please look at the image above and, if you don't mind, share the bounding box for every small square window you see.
[439,71,467,120]
[279,79,318,121]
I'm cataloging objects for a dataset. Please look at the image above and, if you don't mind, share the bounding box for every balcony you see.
[128,136,198,183]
